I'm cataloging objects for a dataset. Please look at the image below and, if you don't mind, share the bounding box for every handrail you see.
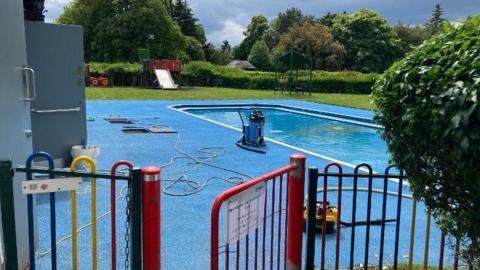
[31,107,81,114]
[212,163,296,208]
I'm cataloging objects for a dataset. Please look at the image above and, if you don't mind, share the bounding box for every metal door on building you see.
[0,0,34,268]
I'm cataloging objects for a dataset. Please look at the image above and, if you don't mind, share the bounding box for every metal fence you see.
[210,154,306,270]
[305,162,462,270]
[0,152,146,270]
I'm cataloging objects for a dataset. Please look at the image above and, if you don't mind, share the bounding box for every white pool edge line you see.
[168,105,407,186]
[170,103,382,129]
[172,102,375,121]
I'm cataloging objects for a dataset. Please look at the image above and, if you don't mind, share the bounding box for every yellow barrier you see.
[70,156,97,270]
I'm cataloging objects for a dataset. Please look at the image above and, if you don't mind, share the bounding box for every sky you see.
[45,0,480,46]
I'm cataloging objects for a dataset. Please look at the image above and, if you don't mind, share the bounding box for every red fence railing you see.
[210,154,306,270]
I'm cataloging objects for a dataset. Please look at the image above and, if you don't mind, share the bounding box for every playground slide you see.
[154,69,179,90]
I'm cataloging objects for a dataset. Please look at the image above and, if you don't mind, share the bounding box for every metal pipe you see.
[316,187,414,199]
[423,211,432,270]
[304,168,318,270]
[31,107,80,114]
[285,154,305,270]
[70,156,97,270]
[110,161,133,270]
[142,166,161,270]
[25,152,56,270]
[408,199,417,270]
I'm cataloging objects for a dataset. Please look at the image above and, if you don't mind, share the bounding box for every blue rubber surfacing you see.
[32,99,452,269]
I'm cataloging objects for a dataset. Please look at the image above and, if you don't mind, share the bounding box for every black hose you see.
[340,219,396,227]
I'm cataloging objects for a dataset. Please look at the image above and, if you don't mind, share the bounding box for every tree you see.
[332,9,402,72]
[234,15,269,60]
[372,16,480,268]
[171,0,206,44]
[426,2,446,35]
[184,36,205,61]
[248,40,272,70]
[273,8,304,35]
[275,22,346,70]
[219,40,233,65]
[203,42,221,64]
[264,8,309,48]
[318,12,342,28]
[394,22,429,54]
[58,0,186,62]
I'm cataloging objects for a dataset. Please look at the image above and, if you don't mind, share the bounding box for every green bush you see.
[88,62,142,75]
[372,16,480,267]
[87,62,143,86]
[182,61,376,93]
[87,61,377,93]
[181,61,219,85]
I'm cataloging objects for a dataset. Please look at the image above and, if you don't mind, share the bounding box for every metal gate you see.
[304,163,462,270]
[0,151,157,269]
[210,154,306,270]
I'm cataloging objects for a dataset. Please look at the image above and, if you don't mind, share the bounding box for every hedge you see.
[87,61,377,93]
[182,61,377,93]
[87,62,144,87]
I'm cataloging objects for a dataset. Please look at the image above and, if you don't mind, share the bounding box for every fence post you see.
[142,166,161,270]
[304,167,318,270]
[286,154,306,270]
[0,160,18,269]
[130,168,143,270]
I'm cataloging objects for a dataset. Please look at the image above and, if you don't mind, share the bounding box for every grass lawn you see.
[86,86,373,110]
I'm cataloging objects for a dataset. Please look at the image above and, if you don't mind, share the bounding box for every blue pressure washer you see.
[236,110,266,154]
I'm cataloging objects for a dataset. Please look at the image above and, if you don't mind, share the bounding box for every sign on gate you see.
[22,177,83,194]
[225,182,266,244]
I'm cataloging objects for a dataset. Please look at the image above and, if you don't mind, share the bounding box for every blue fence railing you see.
[304,162,461,270]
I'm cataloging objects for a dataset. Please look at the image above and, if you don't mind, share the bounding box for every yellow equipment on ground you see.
[303,201,338,234]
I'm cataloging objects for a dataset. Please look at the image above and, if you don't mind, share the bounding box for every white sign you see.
[226,182,266,244]
[22,177,83,194]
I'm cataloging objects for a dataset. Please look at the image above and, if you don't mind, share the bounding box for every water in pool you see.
[186,108,390,171]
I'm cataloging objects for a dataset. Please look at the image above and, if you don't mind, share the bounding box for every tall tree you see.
[184,36,205,61]
[234,15,269,60]
[426,2,446,35]
[394,22,429,54]
[203,42,222,64]
[248,40,272,70]
[58,0,185,62]
[275,22,346,70]
[171,0,206,43]
[332,9,402,72]
[220,40,233,64]
[274,8,304,34]
[318,12,342,28]
[203,40,233,65]
[264,8,307,48]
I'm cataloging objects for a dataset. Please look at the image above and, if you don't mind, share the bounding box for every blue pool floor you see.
[32,100,456,269]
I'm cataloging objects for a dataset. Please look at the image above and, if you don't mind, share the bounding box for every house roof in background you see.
[226,60,256,70]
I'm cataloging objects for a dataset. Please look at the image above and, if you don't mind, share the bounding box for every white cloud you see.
[207,19,246,46]
[44,0,72,22]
